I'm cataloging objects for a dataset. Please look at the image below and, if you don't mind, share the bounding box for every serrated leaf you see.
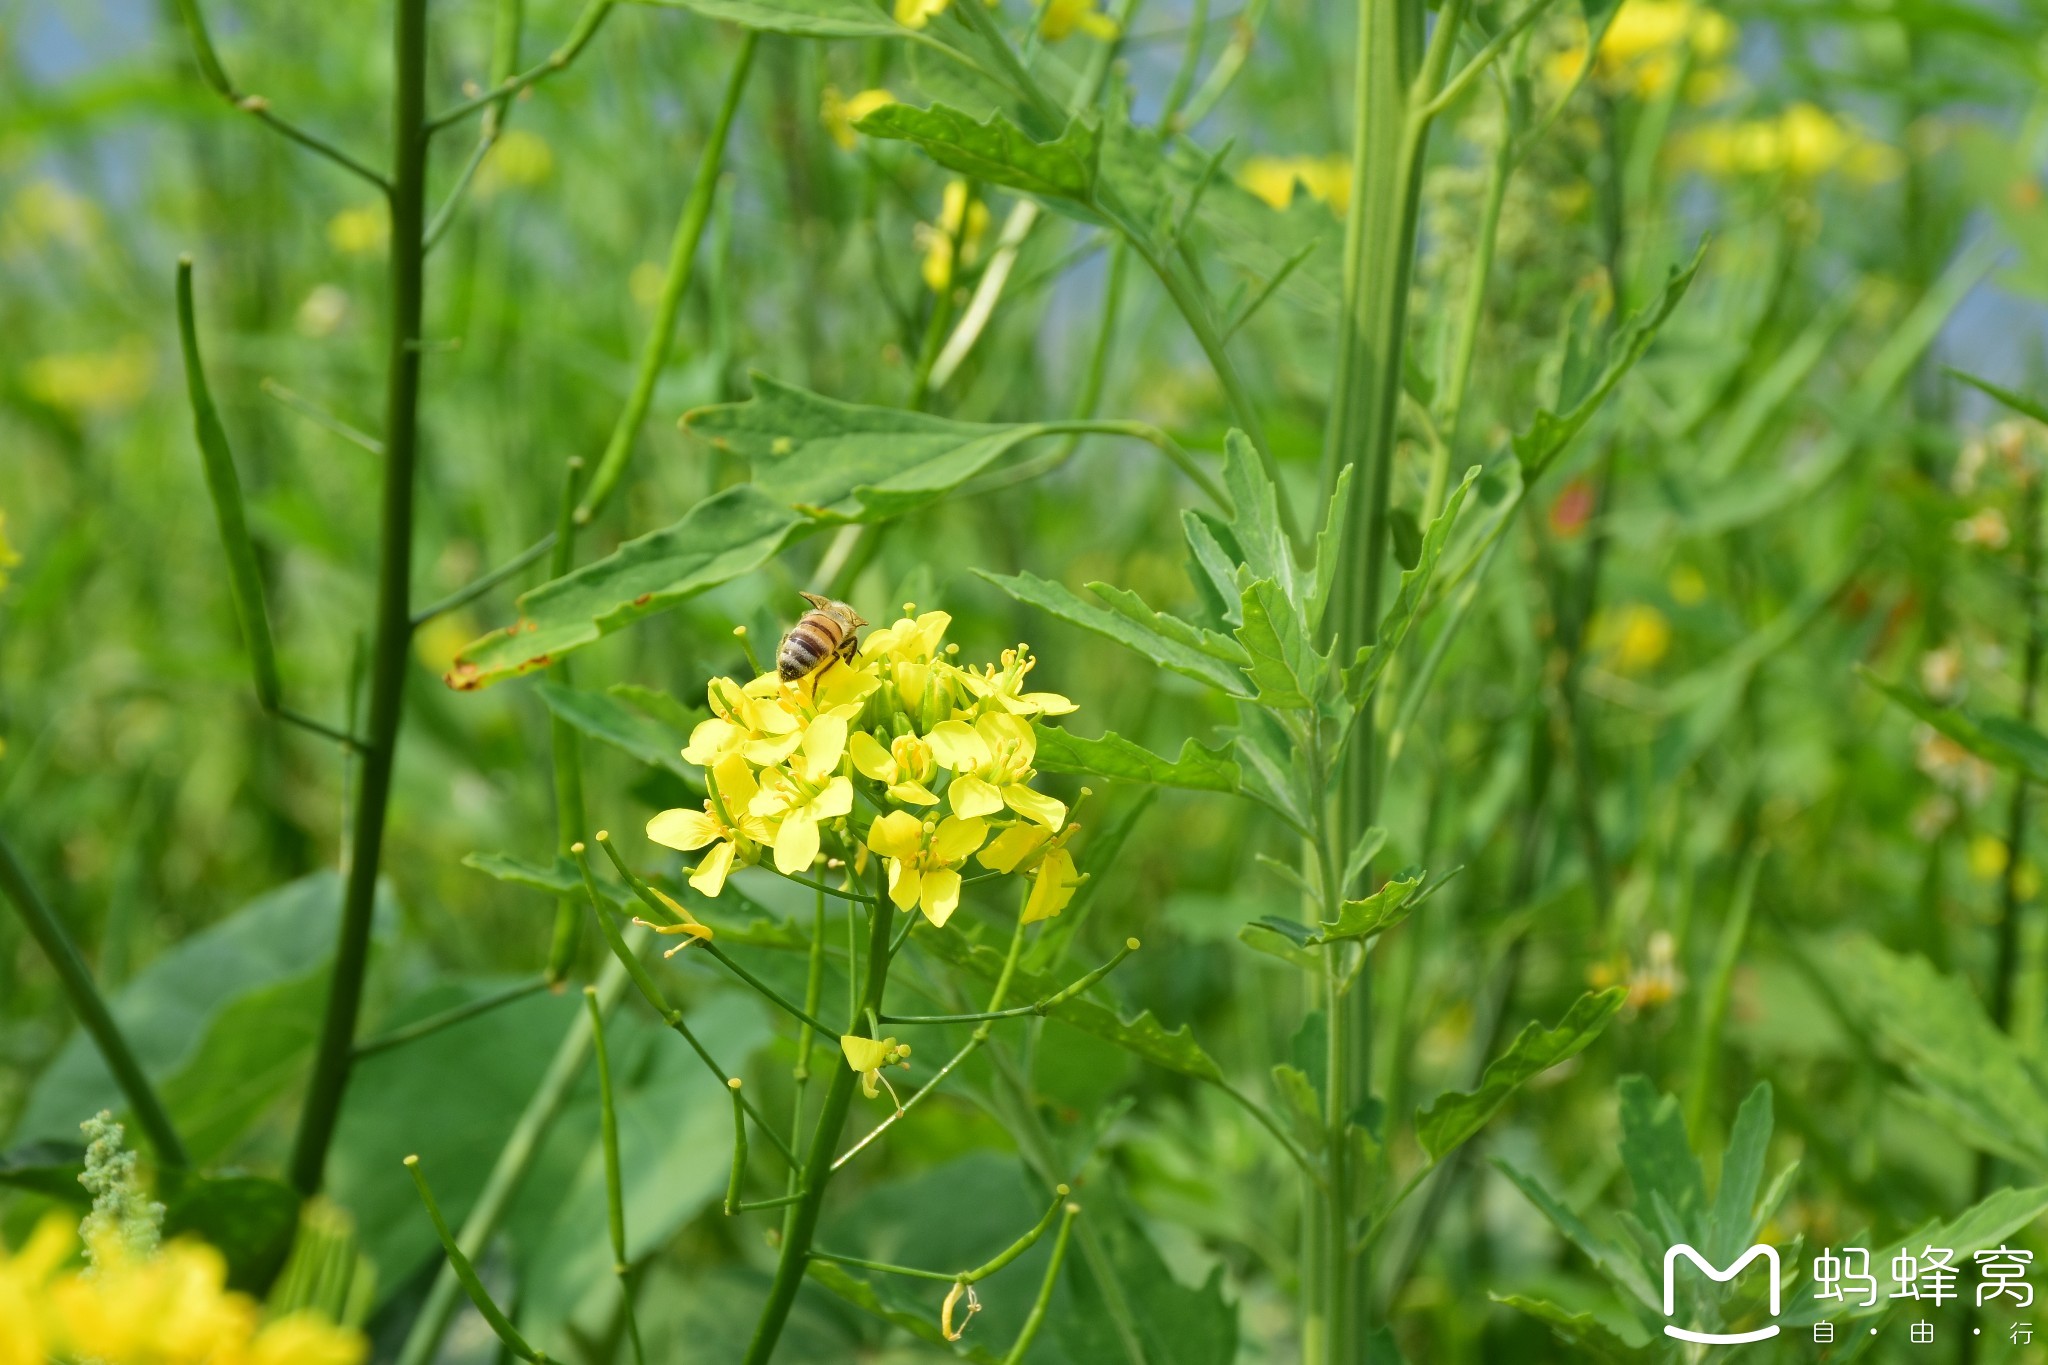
[686,375,1072,522]
[1416,988,1626,1160]
[977,568,1251,696]
[1034,726,1241,792]
[1221,430,1295,601]
[462,850,585,897]
[1346,466,1478,707]
[1495,1159,1660,1309]
[1513,243,1705,477]
[1313,875,1421,945]
[1706,1082,1773,1262]
[917,931,1223,1084]
[449,484,801,690]
[1617,1075,1706,1244]
[1306,465,1352,633]
[1491,1296,1654,1362]
[857,101,1102,211]
[536,681,692,777]
[1860,666,2048,783]
[1086,581,1251,665]
[1236,577,1324,709]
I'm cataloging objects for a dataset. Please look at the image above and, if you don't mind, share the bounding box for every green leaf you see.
[1236,577,1325,709]
[1948,366,2048,424]
[1085,580,1251,666]
[1341,825,1388,891]
[685,375,1069,522]
[536,681,692,778]
[463,850,587,898]
[1387,507,1422,571]
[16,873,395,1165]
[1513,242,1705,478]
[1415,988,1626,1160]
[1494,1159,1660,1309]
[1221,430,1296,602]
[177,257,280,710]
[977,568,1252,697]
[1706,1082,1773,1262]
[163,1174,301,1294]
[1826,935,2048,1170]
[1860,665,2048,783]
[0,1139,85,1202]
[805,1261,1004,1362]
[1034,726,1241,792]
[1491,1296,1654,1362]
[1307,464,1354,633]
[638,0,908,37]
[1313,875,1421,945]
[449,483,801,690]
[856,101,1103,213]
[917,930,1225,1084]
[1238,918,1322,969]
[1053,1198,1238,1365]
[1182,509,1246,626]
[1346,466,1479,706]
[1270,1064,1326,1153]
[1617,1075,1706,1245]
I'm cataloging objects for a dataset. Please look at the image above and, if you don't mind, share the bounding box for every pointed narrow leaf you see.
[856,102,1103,213]
[1706,1082,1773,1261]
[1220,430,1294,600]
[1495,1159,1661,1308]
[1346,466,1479,706]
[1416,988,1625,1160]
[1617,1075,1707,1240]
[462,851,588,898]
[1492,1296,1654,1362]
[686,375,1067,521]
[1086,581,1250,665]
[1239,917,1321,968]
[1271,1064,1326,1152]
[1949,367,2048,425]
[1307,465,1353,632]
[1181,509,1245,626]
[449,484,800,690]
[1034,727,1240,792]
[1514,243,1705,477]
[977,568,1251,696]
[177,257,280,711]
[1861,666,2048,783]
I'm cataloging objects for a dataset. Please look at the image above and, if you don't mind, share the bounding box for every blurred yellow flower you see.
[821,86,897,150]
[1676,103,1902,184]
[1971,833,2009,881]
[327,204,388,256]
[476,128,554,195]
[0,1217,365,1365]
[1667,563,1707,605]
[919,180,989,291]
[0,510,19,592]
[23,335,155,414]
[3,178,101,252]
[1546,0,1735,102]
[1593,603,1672,673]
[1040,0,1118,40]
[895,0,950,28]
[1239,154,1350,212]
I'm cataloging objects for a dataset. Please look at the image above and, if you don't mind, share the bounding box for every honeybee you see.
[778,593,867,681]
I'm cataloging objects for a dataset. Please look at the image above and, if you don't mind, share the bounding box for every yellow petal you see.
[920,868,963,926]
[813,775,854,820]
[802,712,849,771]
[774,815,821,875]
[690,841,736,897]
[888,781,941,807]
[1003,783,1067,830]
[978,822,1049,873]
[1023,849,1080,924]
[849,730,898,783]
[647,806,721,852]
[927,720,989,771]
[841,1034,895,1072]
[1020,690,1078,716]
[887,860,923,911]
[711,753,760,810]
[932,814,988,864]
[681,717,740,766]
[742,731,804,766]
[868,810,925,860]
[950,773,1004,819]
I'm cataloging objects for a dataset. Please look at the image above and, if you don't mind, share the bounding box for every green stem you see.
[353,976,549,1059]
[584,983,650,1365]
[546,460,589,984]
[880,936,1139,1023]
[1001,1203,1080,1365]
[575,32,758,524]
[406,1156,551,1362]
[289,0,431,1197]
[0,831,188,1169]
[427,0,615,130]
[742,874,896,1365]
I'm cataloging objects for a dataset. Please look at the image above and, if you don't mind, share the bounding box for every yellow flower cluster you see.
[1673,102,1903,184]
[649,606,1083,929]
[918,180,990,292]
[0,1218,365,1365]
[1547,0,1736,103]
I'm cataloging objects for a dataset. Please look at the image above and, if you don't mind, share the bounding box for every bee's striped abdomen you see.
[778,615,841,681]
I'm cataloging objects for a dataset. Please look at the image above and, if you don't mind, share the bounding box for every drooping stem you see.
[742,871,897,1365]
[0,830,189,1170]
[546,459,589,983]
[289,0,431,1197]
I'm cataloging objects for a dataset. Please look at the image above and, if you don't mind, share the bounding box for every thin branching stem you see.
[353,977,550,1059]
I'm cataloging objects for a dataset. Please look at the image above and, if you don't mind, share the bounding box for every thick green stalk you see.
[743,871,896,1364]
[0,830,188,1169]
[289,0,431,1196]
[575,32,758,524]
